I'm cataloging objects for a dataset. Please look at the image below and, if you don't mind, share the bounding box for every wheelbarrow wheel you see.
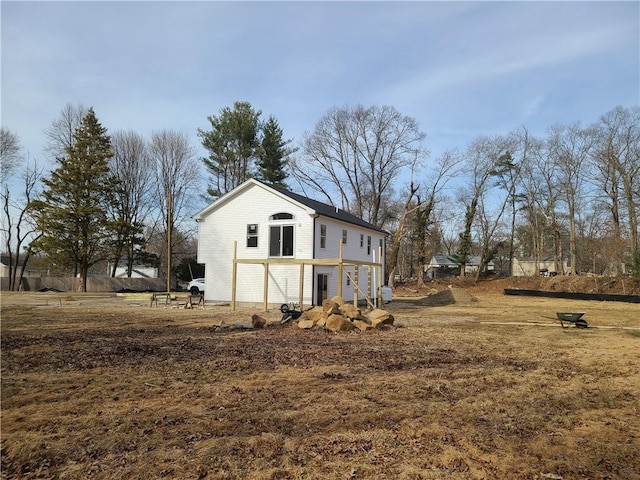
[575,319,588,328]
[280,303,290,314]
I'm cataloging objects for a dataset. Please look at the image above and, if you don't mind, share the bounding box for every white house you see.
[0,255,40,278]
[111,263,158,279]
[512,257,567,277]
[426,254,495,278]
[193,179,387,307]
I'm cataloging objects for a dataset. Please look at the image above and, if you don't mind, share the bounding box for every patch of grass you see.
[2,295,639,479]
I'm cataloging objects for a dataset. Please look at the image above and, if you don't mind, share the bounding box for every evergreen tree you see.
[198,101,262,199]
[256,115,294,188]
[30,108,117,292]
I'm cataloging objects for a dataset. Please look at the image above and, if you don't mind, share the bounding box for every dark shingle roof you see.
[265,182,386,234]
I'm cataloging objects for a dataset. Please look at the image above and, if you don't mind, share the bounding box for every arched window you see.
[270,212,294,220]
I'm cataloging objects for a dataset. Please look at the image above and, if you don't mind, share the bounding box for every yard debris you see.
[295,296,394,332]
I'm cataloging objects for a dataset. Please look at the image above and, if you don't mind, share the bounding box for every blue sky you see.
[2,1,639,189]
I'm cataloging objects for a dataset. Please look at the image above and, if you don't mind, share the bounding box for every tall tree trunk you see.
[387,182,418,287]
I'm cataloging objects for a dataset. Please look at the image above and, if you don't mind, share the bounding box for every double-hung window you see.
[247,224,258,247]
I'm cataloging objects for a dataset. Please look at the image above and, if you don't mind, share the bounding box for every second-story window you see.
[247,224,258,247]
[342,229,347,245]
[269,212,295,257]
[367,235,372,255]
[270,225,294,257]
[320,224,326,249]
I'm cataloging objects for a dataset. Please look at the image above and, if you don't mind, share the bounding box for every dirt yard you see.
[1,278,639,479]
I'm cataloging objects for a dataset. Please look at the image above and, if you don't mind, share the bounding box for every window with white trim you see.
[342,229,347,245]
[320,224,326,249]
[247,224,258,247]
[270,225,294,257]
[270,212,294,220]
[269,212,295,257]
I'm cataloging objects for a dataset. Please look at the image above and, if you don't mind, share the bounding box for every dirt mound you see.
[399,275,640,297]
[420,288,477,306]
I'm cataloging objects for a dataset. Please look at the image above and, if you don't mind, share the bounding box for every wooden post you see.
[367,265,372,307]
[299,263,304,309]
[378,246,383,308]
[337,240,343,298]
[353,266,359,307]
[231,241,238,311]
[263,262,269,312]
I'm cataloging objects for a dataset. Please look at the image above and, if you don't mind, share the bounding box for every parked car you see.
[188,278,205,295]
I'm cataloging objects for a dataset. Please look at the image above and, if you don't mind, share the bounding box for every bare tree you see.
[386,180,419,287]
[148,130,199,291]
[591,106,640,273]
[108,130,154,277]
[517,134,551,271]
[1,159,43,290]
[547,123,593,274]
[452,135,513,278]
[1,128,22,183]
[292,104,427,230]
[1,130,43,290]
[44,103,88,159]
[396,149,462,286]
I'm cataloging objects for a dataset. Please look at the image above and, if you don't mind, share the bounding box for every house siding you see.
[512,258,567,277]
[314,216,385,302]
[196,180,386,306]
[197,182,315,305]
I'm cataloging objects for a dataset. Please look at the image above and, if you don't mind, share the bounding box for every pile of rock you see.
[295,296,394,332]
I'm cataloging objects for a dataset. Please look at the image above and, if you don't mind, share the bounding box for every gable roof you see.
[428,255,494,267]
[194,178,386,234]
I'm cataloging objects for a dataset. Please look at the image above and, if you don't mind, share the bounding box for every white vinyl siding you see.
[196,182,314,305]
[196,179,385,306]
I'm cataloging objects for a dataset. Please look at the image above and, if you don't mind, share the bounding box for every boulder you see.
[297,319,315,329]
[322,299,341,315]
[367,309,395,328]
[251,314,267,329]
[330,295,346,306]
[302,306,327,324]
[325,313,356,332]
[352,319,372,331]
[339,303,363,320]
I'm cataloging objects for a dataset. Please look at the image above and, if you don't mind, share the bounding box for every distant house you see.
[426,255,494,279]
[512,257,567,277]
[0,255,40,278]
[193,179,387,307]
[112,263,158,279]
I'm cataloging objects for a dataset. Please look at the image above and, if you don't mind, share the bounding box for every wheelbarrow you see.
[555,312,588,328]
[280,303,303,324]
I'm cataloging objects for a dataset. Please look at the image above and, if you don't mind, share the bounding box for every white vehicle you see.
[188,278,205,295]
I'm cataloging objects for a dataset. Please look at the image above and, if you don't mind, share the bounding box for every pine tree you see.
[256,115,294,188]
[30,108,117,292]
[198,101,262,199]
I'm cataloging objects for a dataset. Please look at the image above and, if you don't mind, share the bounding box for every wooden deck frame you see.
[231,241,383,311]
